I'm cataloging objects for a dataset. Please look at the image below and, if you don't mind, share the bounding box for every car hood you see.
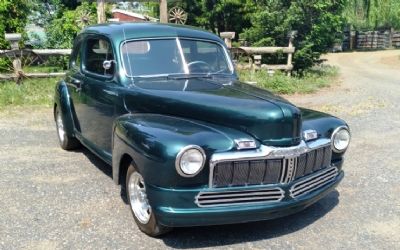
[123,78,301,146]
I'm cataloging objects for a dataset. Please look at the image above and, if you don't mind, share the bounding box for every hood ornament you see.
[234,139,257,150]
[303,129,318,141]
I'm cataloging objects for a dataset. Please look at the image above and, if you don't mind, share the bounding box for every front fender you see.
[112,114,255,188]
[54,80,75,137]
[301,108,349,159]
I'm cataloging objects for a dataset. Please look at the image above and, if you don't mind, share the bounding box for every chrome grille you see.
[195,188,284,207]
[212,159,282,188]
[211,145,332,188]
[290,166,338,198]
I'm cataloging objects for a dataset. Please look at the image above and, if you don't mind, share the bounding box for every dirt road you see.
[1,51,399,249]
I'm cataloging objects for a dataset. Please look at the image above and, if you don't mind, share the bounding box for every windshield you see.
[121,38,233,77]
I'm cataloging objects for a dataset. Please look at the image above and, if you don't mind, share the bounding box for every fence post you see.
[286,31,297,76]
[220,32,236,49]
[389,28,394,48]
[350,30,356,50]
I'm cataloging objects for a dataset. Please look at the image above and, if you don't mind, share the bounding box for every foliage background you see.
[0,0,31,70]
[181,0,346,71]
[343,0,400,30]
[2,0,400,72]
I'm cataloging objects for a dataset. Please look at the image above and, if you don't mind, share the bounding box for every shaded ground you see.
[1,50,399,249]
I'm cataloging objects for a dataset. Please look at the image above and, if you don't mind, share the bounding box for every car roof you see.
[82,22,224,43]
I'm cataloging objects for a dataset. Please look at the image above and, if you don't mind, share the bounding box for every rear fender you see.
[54,80,76,137]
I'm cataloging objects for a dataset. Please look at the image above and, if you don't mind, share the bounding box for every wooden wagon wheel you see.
[168,6,187,24]
[76,10,93,29]
[0,49,42,84]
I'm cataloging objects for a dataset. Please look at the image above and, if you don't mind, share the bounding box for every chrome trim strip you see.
[195,187,284,207]
[208,138,331,188]
[289,166,338,198]
[176,37,189,74]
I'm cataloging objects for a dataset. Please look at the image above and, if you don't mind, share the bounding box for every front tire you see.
[126,164,171,237]
[55,106,80,150]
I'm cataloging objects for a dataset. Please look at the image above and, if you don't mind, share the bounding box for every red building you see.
[112,9,157,22]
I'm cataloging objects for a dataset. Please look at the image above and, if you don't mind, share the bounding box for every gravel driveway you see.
[1,51,399,249]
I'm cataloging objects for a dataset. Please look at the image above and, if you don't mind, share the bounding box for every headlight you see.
[331,126,351,153]
[175,145,206,177]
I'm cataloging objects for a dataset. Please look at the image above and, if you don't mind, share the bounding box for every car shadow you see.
[78,147,129,203]
[76,147,340,247]
[79,148,113,178]
[161,191,340,248]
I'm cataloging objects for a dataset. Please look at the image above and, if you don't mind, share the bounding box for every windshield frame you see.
[119,37,235,78]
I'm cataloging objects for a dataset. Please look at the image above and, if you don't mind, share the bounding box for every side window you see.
[70,41,82,70]
[84,38,114,76]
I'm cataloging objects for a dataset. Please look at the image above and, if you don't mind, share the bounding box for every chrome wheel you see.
[56,110,65,143]
[128,172,152,224]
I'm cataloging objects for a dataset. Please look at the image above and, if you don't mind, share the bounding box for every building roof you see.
[82,22,223,44]
[112,9,147,20]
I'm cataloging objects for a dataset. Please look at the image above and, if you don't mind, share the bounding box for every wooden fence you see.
[221,31,296,76]
[1,36,297,81]
[342,29,400,50]
[0,49,71,81]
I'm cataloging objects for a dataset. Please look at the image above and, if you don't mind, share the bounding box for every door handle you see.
[71,78,81,85]
[69,78,82,92]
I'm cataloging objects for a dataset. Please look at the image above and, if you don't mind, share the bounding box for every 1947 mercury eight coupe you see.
[54,23,351,236]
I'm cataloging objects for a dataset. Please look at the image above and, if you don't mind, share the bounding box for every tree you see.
[0,0,31,70]
[97,0,106,24]
[182,0,252,35]
[344,0,400,30]
[241,0,347,71]
[45,2,97,49]
[0,0,31,48]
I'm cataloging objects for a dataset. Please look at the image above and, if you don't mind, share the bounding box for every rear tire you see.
[125,164,171,237]
[55,106,80,150]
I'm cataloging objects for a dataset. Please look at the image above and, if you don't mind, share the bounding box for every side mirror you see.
[103,60,114,70]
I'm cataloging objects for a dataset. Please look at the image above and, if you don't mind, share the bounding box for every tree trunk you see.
[97,0,106,24]
[160,0,168,23]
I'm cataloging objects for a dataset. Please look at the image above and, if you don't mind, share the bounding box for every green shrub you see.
[41,1,97,68]
[0,0,31,72]
[240,1,346,72]
[238,65,338,95]
[45,1,97,49]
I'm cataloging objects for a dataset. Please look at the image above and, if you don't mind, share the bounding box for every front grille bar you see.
[195,188,284,207]
[289,166,338,198]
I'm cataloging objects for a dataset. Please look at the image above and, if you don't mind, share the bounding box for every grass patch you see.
[238,65,339,95]
[0,78,59,110]
[24,65,63,73]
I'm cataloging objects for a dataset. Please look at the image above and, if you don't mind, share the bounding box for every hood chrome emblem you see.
[234,139,257,150]
[303,129,318,141]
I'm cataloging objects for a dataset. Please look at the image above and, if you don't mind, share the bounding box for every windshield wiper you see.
[131,73,233,81]
[166,73,212,80]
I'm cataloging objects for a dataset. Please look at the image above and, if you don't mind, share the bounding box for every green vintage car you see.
[54,23,351,236]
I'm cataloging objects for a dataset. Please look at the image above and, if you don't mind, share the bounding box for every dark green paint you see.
[54,23,349,227]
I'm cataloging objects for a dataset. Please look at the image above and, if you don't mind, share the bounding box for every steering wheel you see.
[187,61,211,73]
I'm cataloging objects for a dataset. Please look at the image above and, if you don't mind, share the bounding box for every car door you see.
[72,35,124,161]
[66,35,85,135]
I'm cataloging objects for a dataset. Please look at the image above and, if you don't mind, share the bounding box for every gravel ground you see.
[1,51,399,249]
